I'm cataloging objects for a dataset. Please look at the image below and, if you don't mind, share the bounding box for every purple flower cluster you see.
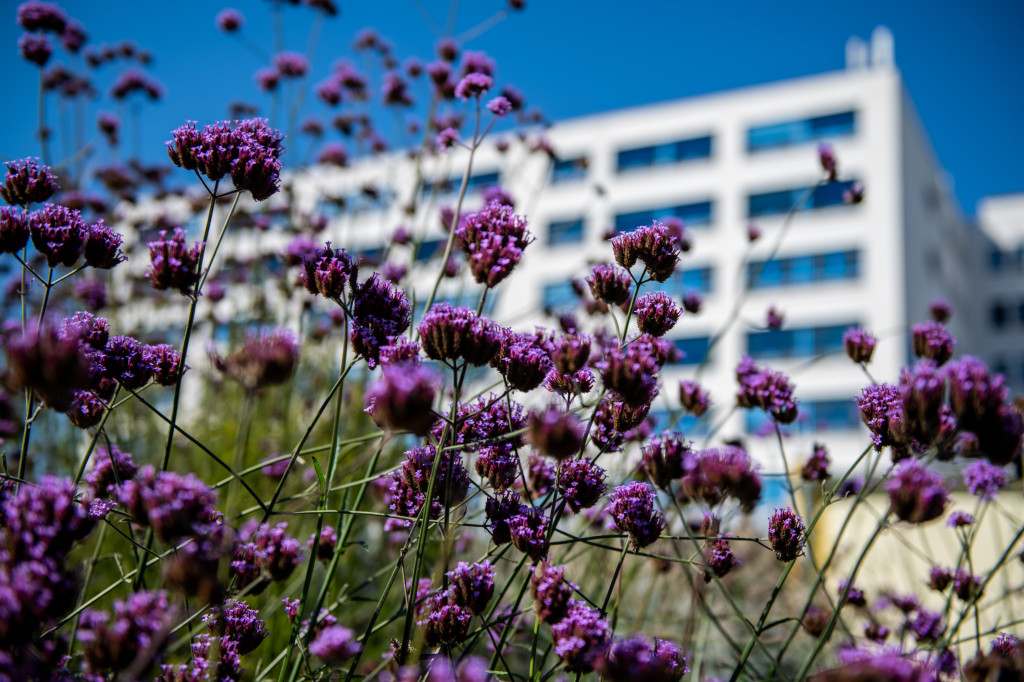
[595,635,689,682]
[886,460,949,524]
[146,228,204,296]
[28,202,85,267]
[203,599,269,655]
[768,507,806,562]
[551,601,611,672]
[911,321,955,365]
[531,561,575,624]
[349,274,412,368]
[963,460,1006,501]
[558,458,607,512]
[231,521,304,594]
[485,490,524,545]
[365,361,439,437]
[587,263,632,305]
[607,481,666,550]
[818,648,937,682]
[595,335,670,408]
[166,118,285,201]
[704,536,740,583]
[947,355,1022,465]
[455,200,534,287]
[678,379,711,417]
[527,404,584,459]
[635,291,681,337]
[843,326,877,364]
[641,433,695,489]
[611,220,680,282]
[493,330,552,392]
[419,303,503,366]
[507,507,550,561]
[678,445,763,512]
[309,624,361,666]
[736,355,799,424]
[119,465,218,542]
[2,157,60,206]
[447,561,495,616]
[301,241,357,301]
[210,328,299,393]
[5,318,91,410]
[85,444,137,498]
[857,382,904,451]
[385,446,470,529]
[79,590,174,675]
[801,442,831,482]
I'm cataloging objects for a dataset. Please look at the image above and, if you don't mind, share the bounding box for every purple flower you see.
[119,465,218,542]
[558,458,607,512]
[531,561,575,624]
[843,182,865,204]
[587,263,633,305]
[436,126,460,151]
[907,607,945,642]
[436,37,459,61]
[768,507,805,562]
[595,635,689,682]
[819,648,936,681]
[894,360,946,447]
[387,446,470,529]
[110,68,163,101]
[309,624,361,666]
[28,202,85,267]
[611,220,679,282]
[801,443,831,482]
[736,356,798,424]
[704,537,740,582]
[456,200,534,287]
[911,321,955,365]
[930,297,952,323]
[66,390,105,428]
[551,601,611,672]
[595,337,666,408]
[527,405,584,459]
[507,507,550,561]
[273,51,308,77]
[146,228,204,296]
[682,291,703,314]
[947,509,974,527]
[215,7,244,32]
[963,460,1007,501]
[231,521,304,593]
[210,328,299,393]
[494,332,552,392]
[455,72,493,100]
[447,561,495,616]
[678,445,763,512]
[843,326,877,364]
[641,433,694,489]
[747,223,762,242]
[418,303,503,366]
[317,141,348,166]
[204,600,269,655]
[485,490,524,544]
[81,220,126,269]
[308,526,337,561]
[419,589,472,647]
[5,319,91,410]
[818,143,838,181]
[18,33,52,66]
[886,460,948,524]
[301,242,357,301]
[349,274,411,368]
[102,335,155,389]
[857,383,903,451]
[146,344,188,386]
[678,380,711,417]
[364,361,438,436]
[0,205,30,253]
[79,591,174,674]
[17,1,68,33]
[461,50,495,77]
[635,291,681,337]
[766,305,784,330]
[255,67,280,92]
[607,481,666,550]
[85,445,137,498]
[2,475,95,563]
[928,565,952,591]
[487,96,512,116]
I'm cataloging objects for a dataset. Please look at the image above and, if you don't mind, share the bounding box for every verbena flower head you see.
[447,561,495,616]
[455,72,493,99]
[801,443,831,482]
[6,318,91,410]
[678,379,711,417]
[507,507,550,561]
[309,624,361,667]
[558,458,607,512]
[166,118,284,201]
[231,521,304,593]
[494,331,552,392]
[349,274,412,368]
[215,7,243,32]
[818,648,937,681]
[818,142,838,181]
[85,444,138,498]
[886,459,948,524]
[119,465,218,542]
[595,338,664,408]
[387,446,470,529]
[487,95,512,116]
[2,157,59,206]
[704,537,740,583]
[736,356,798,424]
[587,263,632,305]
[679,445,763,512]
[895,359,945,447]
[204,600,269,655]
[595,635,689,682]
[531,561,575,624]
[0,205,30,253]
[843,326,877,364]
[364,361,439,437]
[641,433,695,489]
[17,1,67,32]
[418,303,502,366]
[551,601,611,673]
[66,390,105,428]
[210,328,299,393]
[307,526,338,562]
[767,507,806,562]
[146,344,188,386]
[418,589,472,647]
[945,355,1006,429]
[911,321,955,365]
[928,565,952,592]
[962,460,1006,501]
[79,590,174,675]
[436,126,459,151]
[857,383,903,451]
[907,607,946,642]
[301,241,357,301]
[947,509,974,527]
[682,291,703,314]
[485,490,525,545]
[102,335,155,389]
[765,306,784,330]
[456,200,534,287]
[527,405,584,459]
[28,202,85,267]
[550,333,591,374]
[607,481,666,550]
[2,475,95,563]
[611,220,679,282]
[635,291,681,337]
[930,297,952,322]
[146,228,203,296]
[82,220,126,269]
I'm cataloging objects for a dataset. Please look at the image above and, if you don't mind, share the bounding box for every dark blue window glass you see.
[655,267,714,298]
[614,200,713,233]
[648,410,711,437]
[552,157,587,184]
[423,171,499,197]
[748,250,859,289]
[416,239,444,261]
[672,336,711,366]
[542,281,577,311]
[748,110,856,151]
[617,135,712,172]
[745,398,860,434]
[748,181,857,218]
[746,323,854,359]
[748,189,796,217]
[548,218,585,245]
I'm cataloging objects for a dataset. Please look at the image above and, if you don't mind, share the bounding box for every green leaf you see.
[312,456,326,504]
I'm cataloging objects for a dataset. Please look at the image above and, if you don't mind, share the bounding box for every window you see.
[746,323,853,360]
[748,110,856,151]
[614,200,713,233]
[542,280,577,311]
[671,336,711,366]
[616,135,712,172]
[416,239,445,262]
[989,248,1004,271]
[422,171,499,197]
[648,409,711,437]
[747,250,859,289]
[551,157,587,184]
[745,398,860,435]
[548,218,585,246]
[658,266,714,296]
[748,181,858,218]
[991,302,1007,329]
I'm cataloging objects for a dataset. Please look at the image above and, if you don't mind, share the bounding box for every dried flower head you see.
[2,157,60,206]
[607,481,666,550]
[768,507,806,562]
[210,328,299,393]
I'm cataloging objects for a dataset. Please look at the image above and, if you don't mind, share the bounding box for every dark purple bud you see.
[635,291,681,337]
[527,405,584,459]
[607,481,666,550]
[678,380,710,417]
[767,507,805,562]
[843,326,877,364]
[558,458,607,512]
[364,361,438,437]
[886,459,948,524]
[0,205,30,253]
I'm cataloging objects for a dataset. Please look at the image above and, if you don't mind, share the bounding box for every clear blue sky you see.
[2,0,1021,216]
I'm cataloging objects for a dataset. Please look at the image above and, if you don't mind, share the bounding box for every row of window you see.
[745,398,861,435]
[746,322,854,360]
[989,301,1024,330]
[747,250,860,288]
[541,267,715,312]
[550,110,856,182]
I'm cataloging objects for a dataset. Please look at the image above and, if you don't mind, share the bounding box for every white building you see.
[117,27,1022,502]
